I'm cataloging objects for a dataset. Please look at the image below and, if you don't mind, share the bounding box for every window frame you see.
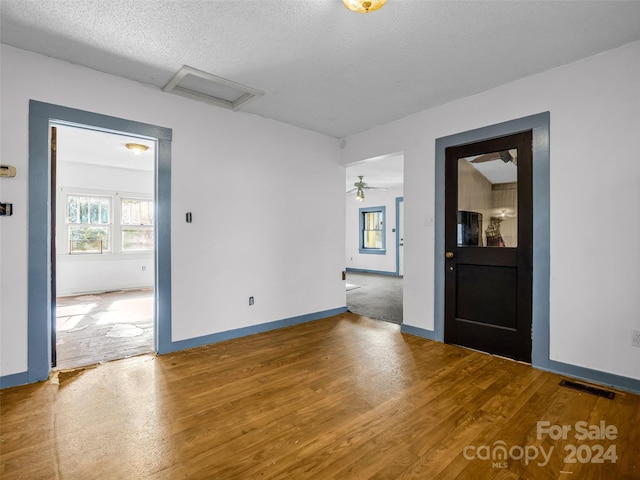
[120,196,155,253]
[359,206,386,255]
[65,193,113,254]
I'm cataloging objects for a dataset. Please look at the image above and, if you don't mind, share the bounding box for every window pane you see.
[122,227,153,251]
[131,201,140,225]
[365,212,382,230]
[67,197,78,223]
[80,197,89,223]
[100,198,110,224]
[90,197,99,223]
[69,226,109,253]
[458,151,518,247]
[122,199,154,225]
[364,231,382,249]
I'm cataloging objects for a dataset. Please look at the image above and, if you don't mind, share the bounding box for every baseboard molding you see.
[542,360,640,395]
[0,371,30,389]
[159,306,348,355]
[346,268,399,277]
[400,324,442,342]
[400,324,640,395]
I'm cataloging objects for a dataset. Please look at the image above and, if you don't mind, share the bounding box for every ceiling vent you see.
[162,65,263,111]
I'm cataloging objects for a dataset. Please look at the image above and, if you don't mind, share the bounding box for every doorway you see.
[444,131,533,362]
[345,153,404,324]
[53,124,156,369]
[27,101,172,384]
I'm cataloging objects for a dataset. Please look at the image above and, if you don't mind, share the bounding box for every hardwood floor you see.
[55,289,154,369]
[1,312,638,479]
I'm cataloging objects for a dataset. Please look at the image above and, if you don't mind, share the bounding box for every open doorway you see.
[345,153,404,324]
[53,124,156,369]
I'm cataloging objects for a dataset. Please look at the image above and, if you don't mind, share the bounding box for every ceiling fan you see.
[346,175,388,201]
[470,149,518,165]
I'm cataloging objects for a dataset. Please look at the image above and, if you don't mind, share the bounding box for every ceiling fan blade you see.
[363,186,389,191]
[346,187,358,193]
[470,152,501,163]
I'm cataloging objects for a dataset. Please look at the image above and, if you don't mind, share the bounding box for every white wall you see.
[341,41,640,380]
[345,186,403,273]
[0,45,345,376]
[56,161,155,296]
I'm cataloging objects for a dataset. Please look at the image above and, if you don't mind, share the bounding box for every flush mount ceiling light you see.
[163,65,264,111]
[125,143,149,155]
[343,0,387,14]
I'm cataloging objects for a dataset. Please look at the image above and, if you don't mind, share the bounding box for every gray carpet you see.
[346,272,403,324]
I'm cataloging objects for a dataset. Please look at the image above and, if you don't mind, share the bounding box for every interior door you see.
[444,131,532,362]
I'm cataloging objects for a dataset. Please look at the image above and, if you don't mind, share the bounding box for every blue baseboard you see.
[543,360,640,395]
[400,324,640,395]
[400,324,442,342]
[0,371,30,389]
[159,306,348,355]
[346,268,399,277]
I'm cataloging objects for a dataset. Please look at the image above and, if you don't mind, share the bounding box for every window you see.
[67,195,111,253]
[121,198,154,251]
[359,206,386,254]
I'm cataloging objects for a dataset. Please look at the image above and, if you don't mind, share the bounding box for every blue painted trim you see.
[161,307,348,354]
[545,360,640,395]
[28,100,172,383]
[395,197,404,275]
[0,371,30,389]
[358,205,386,255]
[346,267,399,277]
[400,324,439,341]
[433,112,551,368]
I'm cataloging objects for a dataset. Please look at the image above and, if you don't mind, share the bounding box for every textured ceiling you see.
[2,1,640,139]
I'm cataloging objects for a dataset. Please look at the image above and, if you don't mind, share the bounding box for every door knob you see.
[445,251,455,259]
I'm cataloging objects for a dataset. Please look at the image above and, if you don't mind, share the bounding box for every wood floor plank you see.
[1,312,638,479]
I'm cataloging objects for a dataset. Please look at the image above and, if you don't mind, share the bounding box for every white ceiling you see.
[56,124,155,172]
[2,1,640,140]
[3,1,639,189]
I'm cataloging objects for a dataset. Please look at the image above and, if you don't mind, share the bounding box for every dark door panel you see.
[444,131,532,362]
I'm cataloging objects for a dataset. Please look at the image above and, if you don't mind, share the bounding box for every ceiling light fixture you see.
[343,0,387,14]
[125,143,149,155]
[356,188,365,202]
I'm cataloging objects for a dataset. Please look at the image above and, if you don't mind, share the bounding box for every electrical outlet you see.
[632,329,640,348]
[142,265,146,272]
[249,296,254,306]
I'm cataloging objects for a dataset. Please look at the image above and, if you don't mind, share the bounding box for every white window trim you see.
[58,187,153,256]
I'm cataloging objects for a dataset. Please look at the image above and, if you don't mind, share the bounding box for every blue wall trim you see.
[0,371,30,389]
[27,100,172,384]
[400,324,440,342]
[346,267,399,277]
[395,197,404,276]
[161,307,348,354]
[545,360,640,395]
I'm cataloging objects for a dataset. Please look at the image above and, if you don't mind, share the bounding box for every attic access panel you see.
[163,65,263,111]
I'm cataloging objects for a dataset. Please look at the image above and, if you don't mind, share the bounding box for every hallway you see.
[346,271,403,324]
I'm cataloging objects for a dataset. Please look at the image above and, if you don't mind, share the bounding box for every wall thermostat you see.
[0,165,17,177]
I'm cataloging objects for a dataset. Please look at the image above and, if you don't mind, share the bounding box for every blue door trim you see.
[395,197,403,276]
[25,100,172,384]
